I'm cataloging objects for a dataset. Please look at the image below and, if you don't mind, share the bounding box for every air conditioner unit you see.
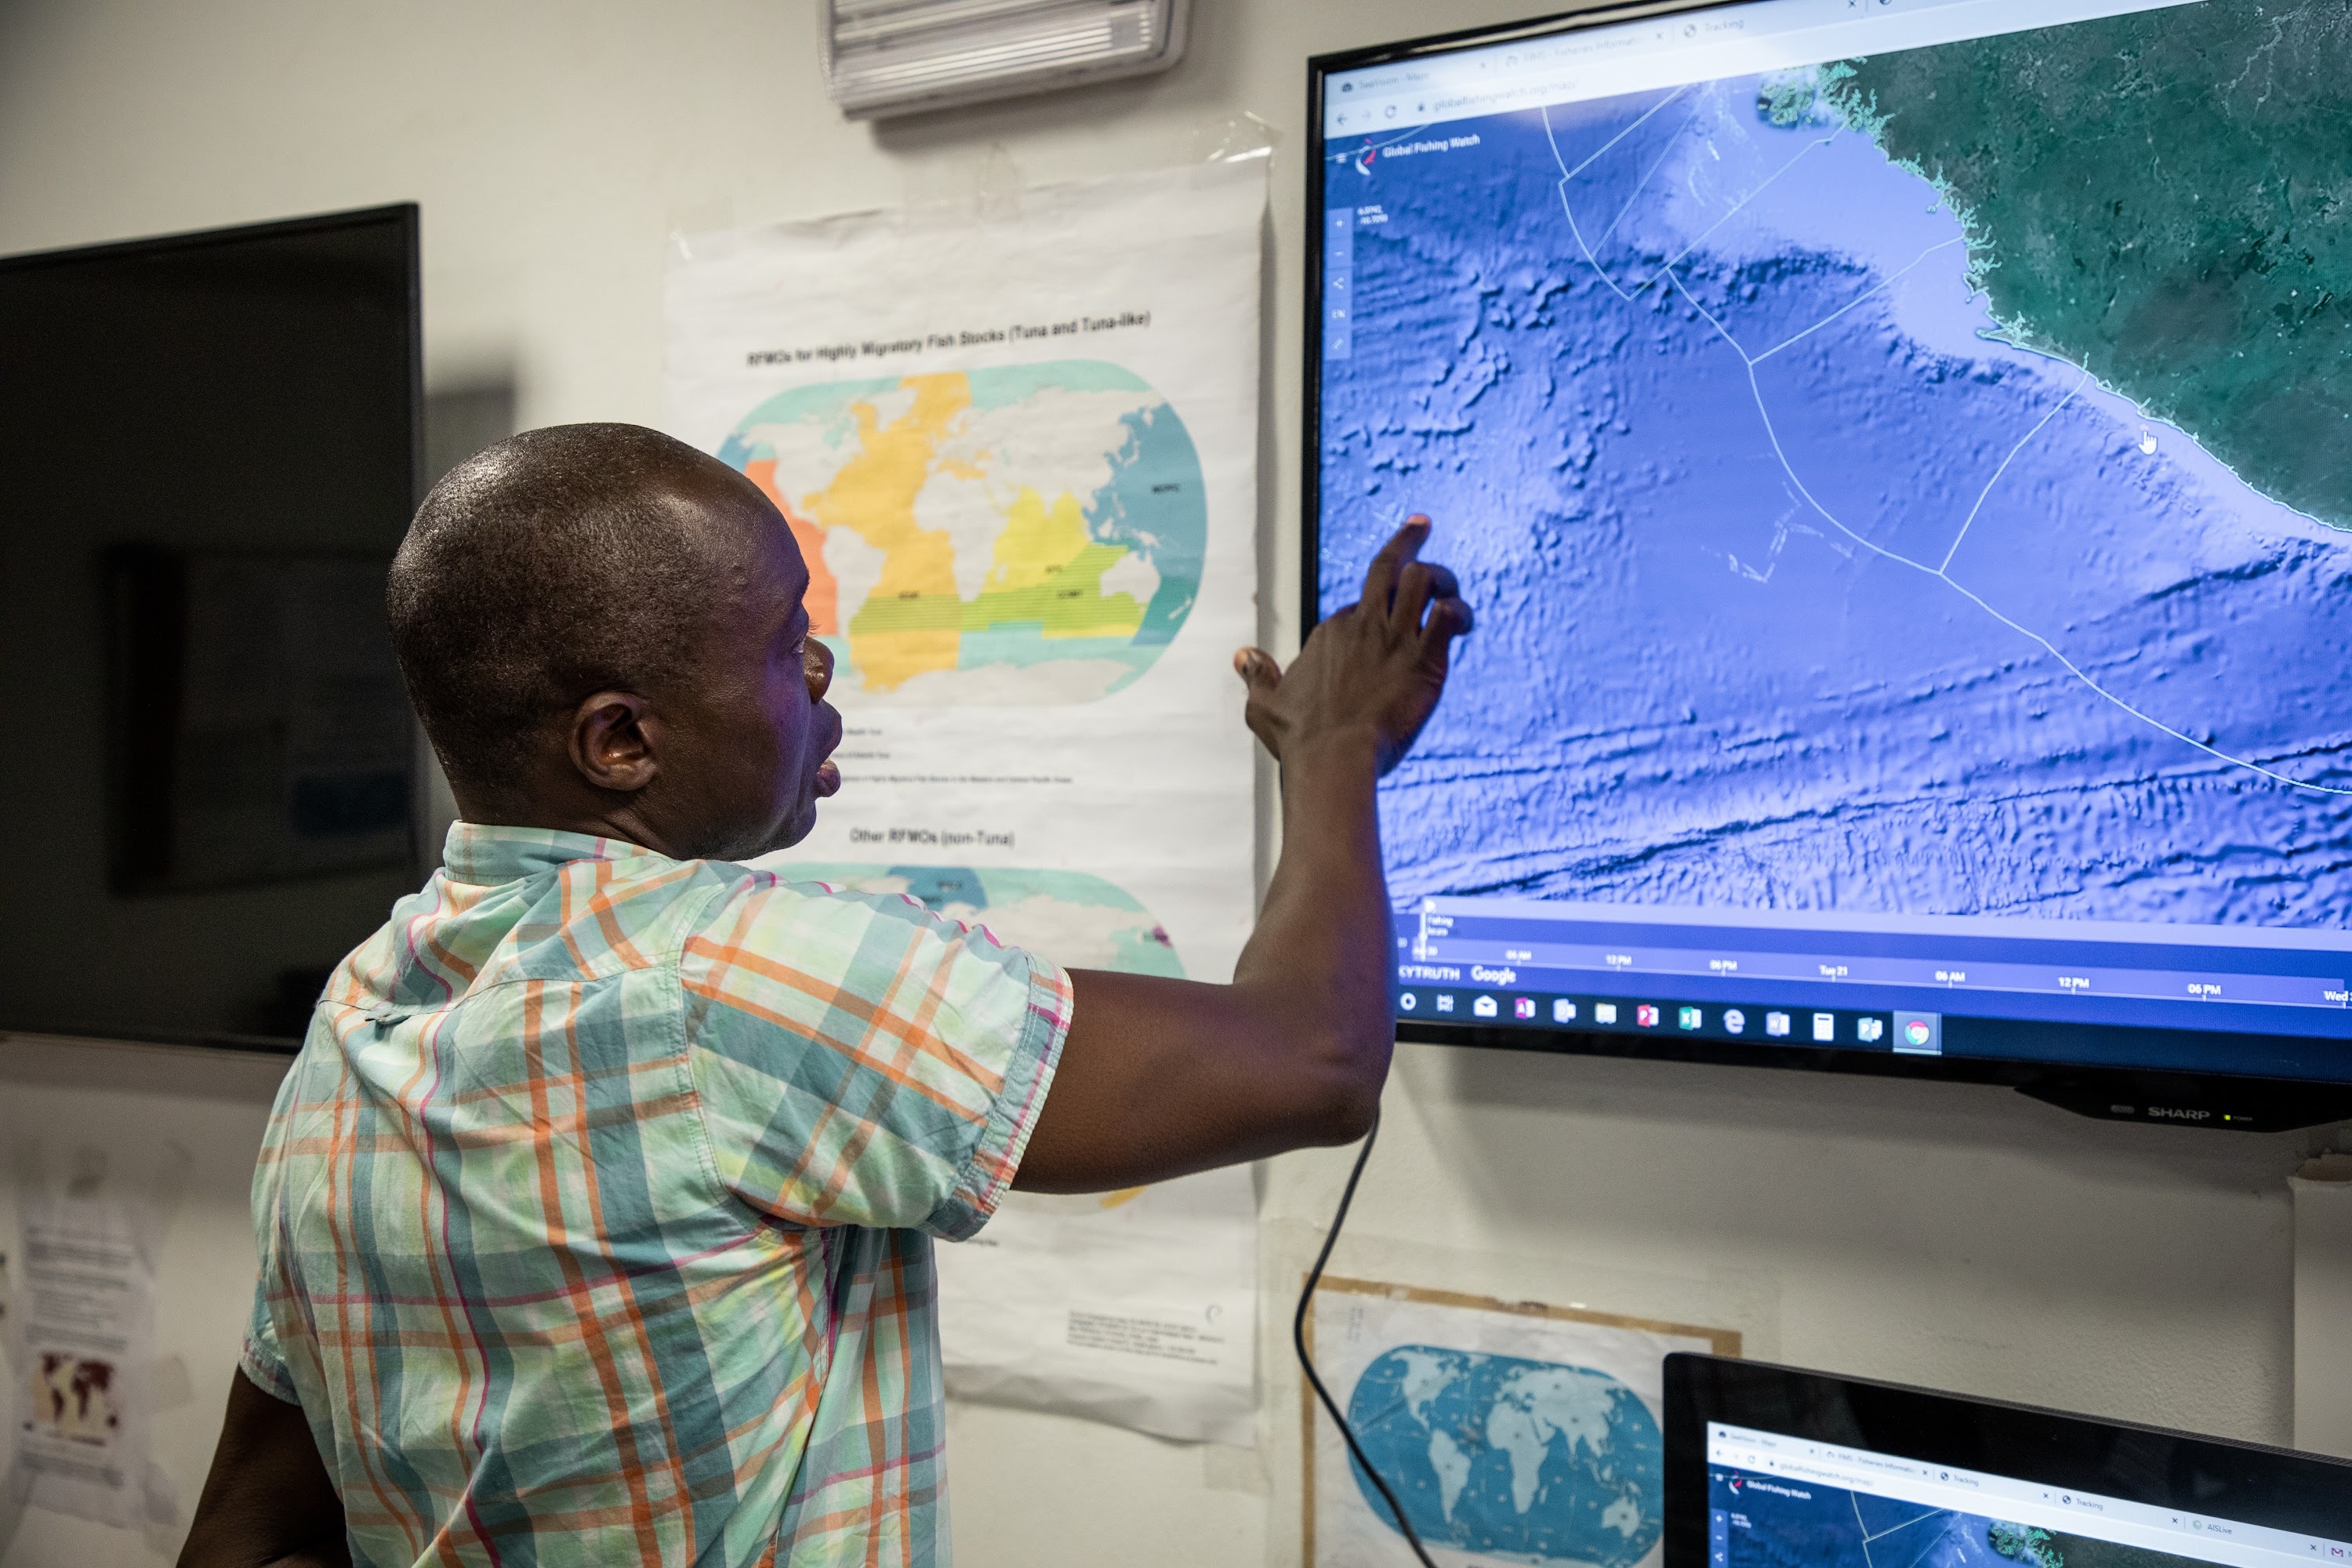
[822,0,1192,120]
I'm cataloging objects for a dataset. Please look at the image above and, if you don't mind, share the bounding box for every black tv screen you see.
[1307,1,2352,1127]
[0,205,422,1048]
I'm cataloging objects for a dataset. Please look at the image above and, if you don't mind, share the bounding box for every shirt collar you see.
[441,821,668,886]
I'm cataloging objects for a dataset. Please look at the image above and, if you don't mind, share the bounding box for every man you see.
[177,423,1470,1567]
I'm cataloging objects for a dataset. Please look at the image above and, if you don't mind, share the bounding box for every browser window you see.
[1311,0,2352,1094]
[1707,1421,2352,1568]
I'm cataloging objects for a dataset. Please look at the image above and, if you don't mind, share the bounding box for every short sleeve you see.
[241,1067,309,1406]
[240,1264,300,1404]
[680,875,1072,1238]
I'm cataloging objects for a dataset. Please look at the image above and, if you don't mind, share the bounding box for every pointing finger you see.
[1360,515,1431,613]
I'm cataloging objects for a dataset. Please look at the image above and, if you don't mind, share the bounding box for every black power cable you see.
[1292,1107,1439,1568]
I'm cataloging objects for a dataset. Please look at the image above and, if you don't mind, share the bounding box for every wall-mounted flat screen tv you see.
[1306,1,2352,1127]
[0,205,422,1049]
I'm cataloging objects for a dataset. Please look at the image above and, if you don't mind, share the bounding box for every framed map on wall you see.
[1304,1277,1739,1568]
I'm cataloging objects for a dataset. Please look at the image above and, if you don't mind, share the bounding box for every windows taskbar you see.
[1392,982,2352,1127]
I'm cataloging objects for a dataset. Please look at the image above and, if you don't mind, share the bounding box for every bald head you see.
[388,422,786,805]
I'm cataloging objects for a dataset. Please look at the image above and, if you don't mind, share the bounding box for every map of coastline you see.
[1319,0,2352,929]
[1830,1,2352,531]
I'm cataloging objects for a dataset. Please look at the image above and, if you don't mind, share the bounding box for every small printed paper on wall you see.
[9,1189,159,1530]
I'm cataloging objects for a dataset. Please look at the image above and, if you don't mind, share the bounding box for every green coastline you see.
[1821,0,2352,529]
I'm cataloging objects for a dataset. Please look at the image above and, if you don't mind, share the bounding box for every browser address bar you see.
[1706,1440,1956,1497]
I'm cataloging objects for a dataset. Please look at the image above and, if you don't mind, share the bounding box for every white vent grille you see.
[822,0,1190,120]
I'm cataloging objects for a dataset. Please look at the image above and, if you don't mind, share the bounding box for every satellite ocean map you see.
[1318,0,2352,930]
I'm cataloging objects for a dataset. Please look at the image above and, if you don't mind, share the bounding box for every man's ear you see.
[568,691,661,794]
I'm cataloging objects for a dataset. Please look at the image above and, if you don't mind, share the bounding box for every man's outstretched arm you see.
[177,1369,347,1568]
[1014,517,1471,1192]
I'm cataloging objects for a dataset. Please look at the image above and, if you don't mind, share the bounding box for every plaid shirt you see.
[242,824,1070,1568]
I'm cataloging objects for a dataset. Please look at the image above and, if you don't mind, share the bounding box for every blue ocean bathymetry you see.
[1319,74,2352,930]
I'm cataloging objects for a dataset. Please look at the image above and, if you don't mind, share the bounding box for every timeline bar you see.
[1402,911,2350,1013]
[1403,938,2346,1010]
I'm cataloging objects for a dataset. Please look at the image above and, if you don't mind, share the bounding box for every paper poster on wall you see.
[1304,1278,1740,1568]
[750,862,1257,1443]
[9,1190,158,1530]
[672,159,1266,1443]
[939,1170,1258,1446]
[666,157,1264,983]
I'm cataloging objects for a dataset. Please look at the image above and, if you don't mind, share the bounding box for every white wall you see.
[0,1038,285,1566]
[0,2,2339,1564]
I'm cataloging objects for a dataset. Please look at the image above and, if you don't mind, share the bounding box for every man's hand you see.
[1014,517,1471,1192]
[1236,515,1471,775]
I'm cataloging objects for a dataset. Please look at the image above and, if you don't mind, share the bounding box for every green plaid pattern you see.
[242,824,1070,1566]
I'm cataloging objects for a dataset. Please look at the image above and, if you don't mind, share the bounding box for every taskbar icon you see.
[1393,984,1921,1058]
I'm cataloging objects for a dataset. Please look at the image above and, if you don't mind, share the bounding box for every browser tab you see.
[1325,0,2205,134]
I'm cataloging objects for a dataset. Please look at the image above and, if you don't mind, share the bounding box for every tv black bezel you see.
[1661,1354,2352,1568]
[1301,4,2352,1131]
[0,202,425,1056]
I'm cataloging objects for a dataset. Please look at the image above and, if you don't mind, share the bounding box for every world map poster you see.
[668,158,1261,984]
[664,160,1266,1442]
[1305,1279,1735,1568]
